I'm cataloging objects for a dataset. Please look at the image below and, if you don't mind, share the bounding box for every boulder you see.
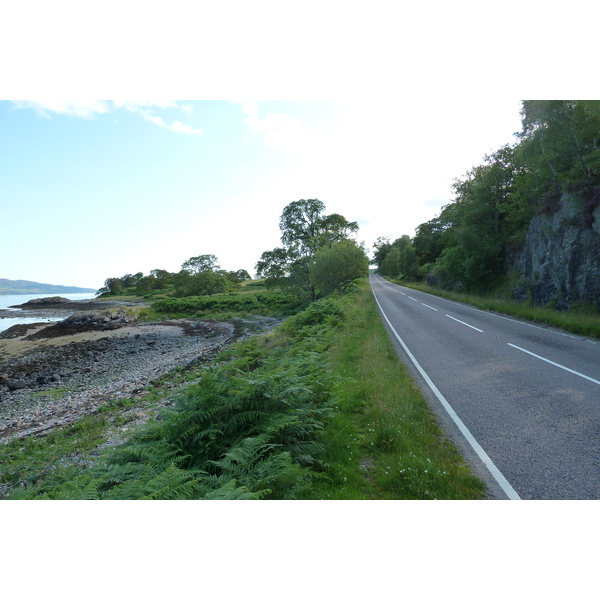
[7,379,28,391]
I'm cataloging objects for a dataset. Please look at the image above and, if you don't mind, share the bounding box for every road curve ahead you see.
[370,275,600,500]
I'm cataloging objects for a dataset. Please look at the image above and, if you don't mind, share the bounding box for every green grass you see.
[303,284,486,500]
[0,415,110,494]
[395,280,600,339]
[1,283,486,500]
[0,367,204,498]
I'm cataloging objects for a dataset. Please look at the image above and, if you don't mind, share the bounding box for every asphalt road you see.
[370,275,600,500]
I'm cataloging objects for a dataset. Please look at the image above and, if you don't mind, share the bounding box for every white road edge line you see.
[373,275,586,341]
[507,343,600,386]
[445,314,484,333]
[372,291,520,500]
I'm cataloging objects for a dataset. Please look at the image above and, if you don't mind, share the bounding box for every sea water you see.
[0,292,97,334]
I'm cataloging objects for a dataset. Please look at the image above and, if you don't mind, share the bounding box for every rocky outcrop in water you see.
[513,195,600,308]
[26,309,137,338]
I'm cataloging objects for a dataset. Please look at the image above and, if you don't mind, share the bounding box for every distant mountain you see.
[0,278,97,295]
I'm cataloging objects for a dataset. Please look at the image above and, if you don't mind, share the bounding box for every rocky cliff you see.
[513,195,600,309]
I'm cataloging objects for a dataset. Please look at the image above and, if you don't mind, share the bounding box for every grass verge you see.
[394,280,600,339]
[305,284,486,499]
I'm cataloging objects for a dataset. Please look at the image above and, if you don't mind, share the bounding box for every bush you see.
[152,291,305,317]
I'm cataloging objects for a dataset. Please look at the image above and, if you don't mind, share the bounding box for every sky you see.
[2,2,595,292]
[0,98,524,290]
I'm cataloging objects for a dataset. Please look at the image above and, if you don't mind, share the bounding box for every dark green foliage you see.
[256,199,360,300]
[152,291,305,317]
[6,295,351,500]
[372,235,418,280]
[310,240,369,296]
[409,101,600,293]
[97,254,252,299]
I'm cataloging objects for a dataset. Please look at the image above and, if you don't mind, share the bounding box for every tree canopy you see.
[256,199,363,300]
[404,100,600,292]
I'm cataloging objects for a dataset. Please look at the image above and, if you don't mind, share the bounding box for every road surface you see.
[370,275,600,500]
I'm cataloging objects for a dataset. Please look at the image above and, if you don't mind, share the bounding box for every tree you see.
[310,240,369,295]
[98,277,123,295]
[174,254,230,296]
[256,199,360,300]
[371,236,392,270]
[181,254,220,275]
[372,235,418,280]
[150,269,173,289]
[225,269,252,286]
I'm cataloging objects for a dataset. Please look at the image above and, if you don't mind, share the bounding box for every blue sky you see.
[0,98,524,290]
[1,1,594,292]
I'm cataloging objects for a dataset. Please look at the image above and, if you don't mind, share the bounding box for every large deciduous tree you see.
[256,199,360,300]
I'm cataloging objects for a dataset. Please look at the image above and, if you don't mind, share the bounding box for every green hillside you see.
[0,278,97,295]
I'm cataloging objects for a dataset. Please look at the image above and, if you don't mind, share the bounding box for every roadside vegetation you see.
[372,101,600,308]
[1,283,485,500]
[392,279,600,340]
[1,199,486,499]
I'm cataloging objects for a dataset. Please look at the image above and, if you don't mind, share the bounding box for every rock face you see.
[513,195,600,308]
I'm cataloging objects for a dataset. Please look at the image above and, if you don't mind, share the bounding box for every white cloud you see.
[111,100,181,112]
[10,100,111,119]
[10,99,203,135]
[170,120,202,135]
[143,114,167,127]
[240,102,327,156]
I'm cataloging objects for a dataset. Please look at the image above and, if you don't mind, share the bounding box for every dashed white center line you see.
[508,343,600,385]
[445,314,484,333]
[408,296,418,302]
[422,303,438,311]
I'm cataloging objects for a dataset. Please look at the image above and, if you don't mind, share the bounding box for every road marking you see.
[408,296,418,302]
[372,275,587,342]
[422,303,438,311]
[445,314,484,333]
[372,289,521,500]
[507,344,600,386]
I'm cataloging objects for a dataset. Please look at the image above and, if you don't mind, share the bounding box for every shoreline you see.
[0,313,275,444]
[0,297,147,322]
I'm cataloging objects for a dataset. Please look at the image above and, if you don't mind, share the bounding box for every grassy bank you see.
[1,284,485,500]
[395,280,600,340]
[308,284,485,499]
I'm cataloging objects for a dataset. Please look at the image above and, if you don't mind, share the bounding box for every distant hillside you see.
[0,278,97,295]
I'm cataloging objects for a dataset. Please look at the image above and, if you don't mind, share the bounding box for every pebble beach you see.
[0,302,276,444]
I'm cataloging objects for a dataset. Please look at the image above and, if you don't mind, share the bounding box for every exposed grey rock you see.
[10,296,70,307]
[0,317,281,442]
[26,310,138,339]
[513,195,600,308]
[7,380,28,391]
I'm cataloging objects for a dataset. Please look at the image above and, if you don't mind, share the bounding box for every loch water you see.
[0,293,97,334]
